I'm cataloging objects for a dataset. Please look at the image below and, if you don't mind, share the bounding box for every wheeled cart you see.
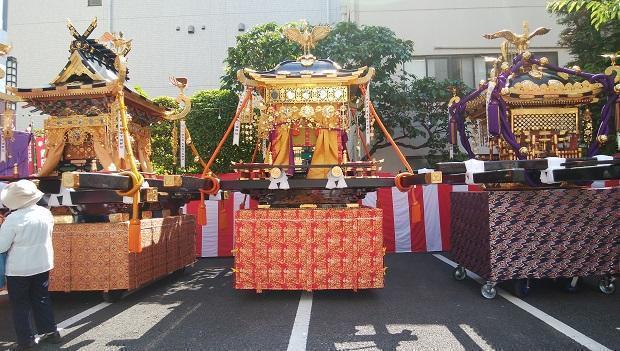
[450,187,619,299]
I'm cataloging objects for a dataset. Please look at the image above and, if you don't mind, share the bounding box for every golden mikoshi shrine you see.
[0,18,203,297]
[197,21,437,211]
[234,23,375,179]
[7,18,191,177]
[449,21,620,161]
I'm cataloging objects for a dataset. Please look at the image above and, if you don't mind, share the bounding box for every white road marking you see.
[57,302,112,330]
[432,254,612,351]
[287,291,313,351]
[355,325,376,336]
[459,324,494,351]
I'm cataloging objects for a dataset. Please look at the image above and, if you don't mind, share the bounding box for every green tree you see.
[150,91,253,174]
[547,0,620,30]
[150,96,179,174]
[222,22,301,91]
[553,8,620,72]
[374,77,468,159]
[550,8,620,153]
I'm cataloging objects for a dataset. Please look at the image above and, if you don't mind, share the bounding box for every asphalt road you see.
[0,253,618,350]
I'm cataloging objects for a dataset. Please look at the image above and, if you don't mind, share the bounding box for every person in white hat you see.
[0,180,60,350]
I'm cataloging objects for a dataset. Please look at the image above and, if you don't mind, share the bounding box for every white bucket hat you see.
[0,179,44,210]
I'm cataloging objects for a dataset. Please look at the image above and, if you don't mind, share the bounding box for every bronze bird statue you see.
[283,20,331,57]
[483,21,550,55]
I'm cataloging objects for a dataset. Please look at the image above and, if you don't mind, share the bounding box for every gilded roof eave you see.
[238,66,374,87]
[8,84,167,119]
[463,80,604,117]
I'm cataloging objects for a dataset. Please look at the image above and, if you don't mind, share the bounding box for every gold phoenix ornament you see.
[284,20,331,66]
[483,21,550,60]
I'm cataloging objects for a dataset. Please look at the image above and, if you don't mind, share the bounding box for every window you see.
[88,0,102,6]
[406,52,559,88]
[5,56,17,110]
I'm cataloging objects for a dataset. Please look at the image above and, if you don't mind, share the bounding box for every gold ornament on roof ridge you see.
[283,20,331,66]
[483,21,550,61]
[98,31,133,57]
[601,52,618,66]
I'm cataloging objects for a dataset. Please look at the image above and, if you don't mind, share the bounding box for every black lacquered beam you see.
[440,173,467,184]
[233,162,378,170]
[551,165,620,182]
[62,172,212,193]
[437,157,620,174]
[68,188,159,205]
[37,179,62,194]
[220,177,396,191]
[0,176,62,194]
[438,169,531,184]
[398,172,442,187]
[562,158,620,168]
[62,172,131,190]
[437,160,550,174]
[161,174,211,189]
[471,169,530,183]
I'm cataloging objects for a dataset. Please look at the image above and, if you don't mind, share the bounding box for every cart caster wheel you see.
[566,277,579,293]
[481,283,497,299]
[453,266,467,281]
[102,290,125,302]
[598,278,616,295]
[514,278,530,298]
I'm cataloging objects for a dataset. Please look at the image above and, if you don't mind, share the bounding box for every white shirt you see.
[0,205,55,276]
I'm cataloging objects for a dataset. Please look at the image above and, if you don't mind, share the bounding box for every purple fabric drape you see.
[448,84,487,158]
[0,131,33,177]
[486,100,501,137]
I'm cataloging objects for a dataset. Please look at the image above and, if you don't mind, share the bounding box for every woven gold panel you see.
[510,107,579,133]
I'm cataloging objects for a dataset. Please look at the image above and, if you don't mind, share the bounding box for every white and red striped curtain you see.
[361,184,480,253]
[187,178,619,258]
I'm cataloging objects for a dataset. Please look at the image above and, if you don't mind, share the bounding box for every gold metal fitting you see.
[429,171,443,184]
[572,65,581,73]
[163,174,182,187]
[330,166,343,178]
[269,167,282,179]
[61,172,80,188]
[597,134,608,144]
[500,62,510,71]
[522,51,532,60]
[145,187,159,202]
[501,87,510,96]
[519,146,529,155]
[109,213,130,223]
[539,57,549,65]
